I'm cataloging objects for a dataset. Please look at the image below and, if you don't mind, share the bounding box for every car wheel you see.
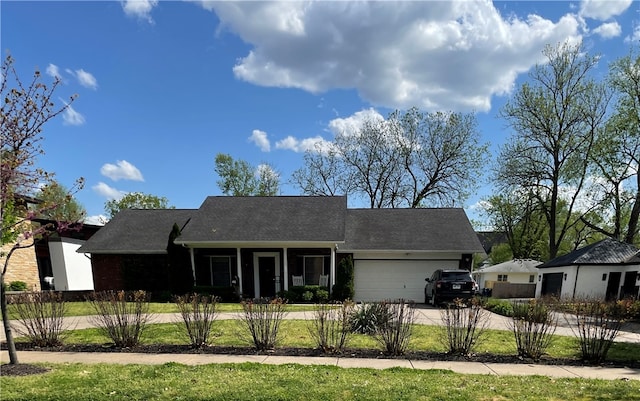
[430,291,437,307]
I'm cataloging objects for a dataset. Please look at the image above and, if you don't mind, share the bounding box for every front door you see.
[606,272,621,301]
[253,252,280,298]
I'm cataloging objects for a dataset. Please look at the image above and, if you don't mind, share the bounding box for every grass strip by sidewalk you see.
[50,320,640,362]
[2,362,639,401]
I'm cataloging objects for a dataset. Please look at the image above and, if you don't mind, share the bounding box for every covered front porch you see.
[187,245,337,299]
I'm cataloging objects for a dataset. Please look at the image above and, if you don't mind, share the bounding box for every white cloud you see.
[328,108,384,137]
[92,182,126,200]
[46,63,62,79]
[625,25,640,44]
[580,0,632,20]
[275,135,333,153]
[100,160,144,182]
[199,1,583,112]
[61,103,85,126]
[121,0,158,23]
[592,22,622,38]
[74,69,98,90]
[249,129,271,152]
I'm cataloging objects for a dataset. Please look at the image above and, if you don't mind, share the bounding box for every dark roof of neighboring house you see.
[476,231,508,254]
[341,208,485,253]
[77,209,194,254]
[175,196,347,244]
[537,238,640,268]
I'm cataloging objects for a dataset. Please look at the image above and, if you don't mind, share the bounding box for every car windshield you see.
[442,272,472,281]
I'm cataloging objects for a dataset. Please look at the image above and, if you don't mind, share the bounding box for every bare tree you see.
[293,108,487,209]
[496,42,610,258]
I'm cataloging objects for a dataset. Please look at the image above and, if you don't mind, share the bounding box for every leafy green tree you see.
[214,153,279,196]
[35,181,86,223]
[581,48,640,245]
[496,42,610,259]
[1,54,82,364]
[104,192,173,219]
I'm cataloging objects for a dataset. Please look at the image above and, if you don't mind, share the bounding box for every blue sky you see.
[2,0,639,225]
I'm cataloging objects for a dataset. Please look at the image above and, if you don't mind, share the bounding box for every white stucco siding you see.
[535,265,633,300]
[49,238,94,291]
[353,253,461,302]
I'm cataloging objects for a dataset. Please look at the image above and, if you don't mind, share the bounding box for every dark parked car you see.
[425,269,477,306]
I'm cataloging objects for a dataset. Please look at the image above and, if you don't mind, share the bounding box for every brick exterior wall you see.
[91,254,124,291]
[1,237,41,291]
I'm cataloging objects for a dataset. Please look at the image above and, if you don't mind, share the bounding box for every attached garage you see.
[353,258,459,302]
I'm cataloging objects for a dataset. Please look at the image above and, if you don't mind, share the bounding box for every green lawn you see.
[1,362,639,401]
[7,301,319,318]
[51,320,640,362]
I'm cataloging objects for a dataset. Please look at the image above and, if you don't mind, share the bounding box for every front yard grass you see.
[1,362,639,401]
[7,301,318,319]
[53,320,640,362]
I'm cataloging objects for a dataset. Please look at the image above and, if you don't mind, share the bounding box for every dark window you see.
[497,274,508,282]
[529,275,535,283]
[304,256,327,285]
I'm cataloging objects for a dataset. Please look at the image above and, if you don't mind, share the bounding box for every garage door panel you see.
[354,260,459,302]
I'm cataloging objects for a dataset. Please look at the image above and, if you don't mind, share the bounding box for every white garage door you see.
[354,260,457,302]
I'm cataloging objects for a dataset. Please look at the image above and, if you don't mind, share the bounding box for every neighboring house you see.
[474,259,541,298]
[78,196,485,302]
[535,238,640,301]
[34,223,102,291]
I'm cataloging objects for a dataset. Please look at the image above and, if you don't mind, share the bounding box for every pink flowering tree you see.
[1,54,84,364]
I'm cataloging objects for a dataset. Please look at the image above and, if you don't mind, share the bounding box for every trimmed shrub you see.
[508,299,557,361]
[563,298,629,363]
[193,286,237,302]
[439,298,489,355]
[239,297,288,351]
[8,281,28,291]
[308,301,355,353]
[373,299,416,356]
[11,291,67,347]
[289,285,326,303]
[174,293,219,348]
[276,290,299,303]
[483,298,514,317]
[316,289,329,303]
[87,290,152,348]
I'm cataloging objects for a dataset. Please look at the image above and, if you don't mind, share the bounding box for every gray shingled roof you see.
[477,259,541,274]
[77,209,193,254]
[538,238,640,268]
[341,208,485,252]
[175,196,347,244]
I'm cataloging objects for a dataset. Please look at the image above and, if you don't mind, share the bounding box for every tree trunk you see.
[0,274,19,364]
[625,180,640,244]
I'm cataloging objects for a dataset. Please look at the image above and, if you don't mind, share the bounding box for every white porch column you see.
[330,246,336,294]
[283,247,289,291]
[236,248,243,296]
[189,248,196,285]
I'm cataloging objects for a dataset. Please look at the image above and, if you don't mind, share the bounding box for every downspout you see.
[572,265,580,299]
[330,245,336,294]
[189,247,196,286]
[236,248,243,296]
[283,247,289,292]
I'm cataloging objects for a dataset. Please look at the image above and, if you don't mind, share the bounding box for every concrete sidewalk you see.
[3,350,640,381]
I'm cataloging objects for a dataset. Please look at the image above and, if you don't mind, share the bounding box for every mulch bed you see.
[3,342,639,376]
